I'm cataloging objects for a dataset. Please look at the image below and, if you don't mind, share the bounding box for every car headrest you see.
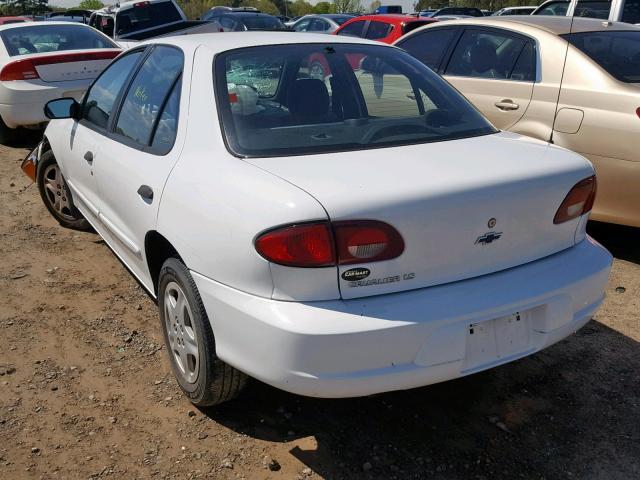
[287,78,329,118]
[469,43,497,74]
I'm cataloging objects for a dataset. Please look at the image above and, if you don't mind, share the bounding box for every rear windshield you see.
[242,15,286,30]
[215,44,495,157]
[0,24,116,56]
[564,31,640,83]
[116,1,182,36]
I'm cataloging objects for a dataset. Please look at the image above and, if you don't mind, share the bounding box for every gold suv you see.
[397,17,640,227]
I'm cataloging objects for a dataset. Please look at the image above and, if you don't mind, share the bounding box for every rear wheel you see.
[158,258,247,406]
[37,150,91,230]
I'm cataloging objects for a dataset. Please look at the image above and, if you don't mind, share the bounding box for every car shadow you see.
[588,221,640,265]
[201,320,640,479]
[3,128,43,149]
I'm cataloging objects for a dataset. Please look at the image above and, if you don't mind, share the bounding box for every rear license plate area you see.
[463,312,530,370]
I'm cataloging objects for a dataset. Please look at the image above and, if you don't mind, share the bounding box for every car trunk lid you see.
[31,50,121,82]
[246,132,595,299]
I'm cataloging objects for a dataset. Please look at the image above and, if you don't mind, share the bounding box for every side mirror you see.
[44,98,79,120]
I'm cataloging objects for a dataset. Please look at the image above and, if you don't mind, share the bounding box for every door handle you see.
[137,185,154,202]
[494,99,520,111]
[84,151,93,163]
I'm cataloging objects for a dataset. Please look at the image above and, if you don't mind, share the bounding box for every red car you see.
[334,14,437,44]
[0,16,32,26]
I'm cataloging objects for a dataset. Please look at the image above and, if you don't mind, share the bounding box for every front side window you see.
[82,50,143,129]
[337,20,366,37]
[366,21,392,40]
[564,31,640,83]
[445,29,534,81]
[215,44,495,157]
[114,46,183,147]
[0,24,117,56]
[534,1,569,15]
[293,18,311,31]
[398,28,458,70]
[574,0,612,19]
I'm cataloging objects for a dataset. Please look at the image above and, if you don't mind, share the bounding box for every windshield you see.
[116,1,182,36]
[332,16,352,25]
[564,31,640,83]
[0,24,117,56]
[242,15,286,30]
[215,44,496,157]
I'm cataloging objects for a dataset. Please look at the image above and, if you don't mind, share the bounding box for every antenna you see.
[549,6,577,144]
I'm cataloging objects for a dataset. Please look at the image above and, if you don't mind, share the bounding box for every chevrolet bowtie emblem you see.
[475,231,503,245]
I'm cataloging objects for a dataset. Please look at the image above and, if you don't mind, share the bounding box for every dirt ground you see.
[0,137,639,480]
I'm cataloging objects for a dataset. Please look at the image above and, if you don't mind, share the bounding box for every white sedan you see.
[24,33,612,406]
[0,21,120,142]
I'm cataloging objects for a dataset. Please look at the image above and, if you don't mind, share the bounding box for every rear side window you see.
[366,21,392,40]
[214,44,496,157]
[445,29,535,81]
[622,0,640,23]
[574,0,612,19]
[398,28,458,70]
[0,24,116,56]
[114,46,183,149]
[337,20,366,37]
[82,50,143,130]
[564,31,640,83]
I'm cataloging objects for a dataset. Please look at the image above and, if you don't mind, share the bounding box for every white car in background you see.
[24,33,611,406]
[0,21,120,142]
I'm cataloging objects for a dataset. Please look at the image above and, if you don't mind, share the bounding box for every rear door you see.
[61,49,144,225]
[442,27,536,130]
[93,45,185,288]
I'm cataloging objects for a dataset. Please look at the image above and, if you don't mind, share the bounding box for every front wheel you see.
[158,258,247,406]
[37,150,91,230]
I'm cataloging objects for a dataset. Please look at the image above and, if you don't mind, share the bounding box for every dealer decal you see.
[341,268,370,281]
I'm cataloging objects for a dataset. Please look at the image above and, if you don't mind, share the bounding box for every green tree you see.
[332,0,362,14]
[78,0,103,9]
[313,1,334,13]
[289,0,313,15]
[0,0,49,15]
[240,0,279,14]
[369,0,380,13]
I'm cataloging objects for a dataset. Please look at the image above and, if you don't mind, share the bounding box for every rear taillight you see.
[255,220,404,267]
[0,50,120,81]
[553,175,597,224]
[334,220,405,265]
[637,107,640,119]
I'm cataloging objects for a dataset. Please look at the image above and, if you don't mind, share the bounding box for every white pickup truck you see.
[88,0,204,48]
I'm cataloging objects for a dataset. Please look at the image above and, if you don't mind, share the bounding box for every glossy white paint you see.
[0,22,120,129]
[44,33,612,398]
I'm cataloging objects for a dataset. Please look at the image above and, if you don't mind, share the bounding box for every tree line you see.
[0,0,548,19]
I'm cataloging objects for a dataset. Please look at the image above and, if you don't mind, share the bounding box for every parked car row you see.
[3,3,636,409]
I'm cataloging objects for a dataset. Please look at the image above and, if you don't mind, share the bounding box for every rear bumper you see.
[193,237,612,398]
[0,79,90,128]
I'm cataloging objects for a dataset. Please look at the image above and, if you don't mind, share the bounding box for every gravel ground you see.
[0,138,639,480]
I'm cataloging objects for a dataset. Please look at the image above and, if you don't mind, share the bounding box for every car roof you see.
[0,20,94,31]
[145,31,388,52]
[451,16,640,35]
[349,14,433,23]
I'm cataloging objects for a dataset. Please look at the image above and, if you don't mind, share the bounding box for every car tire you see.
[158,257,247,406]
[37,150,92,231]
[0,116,15,145]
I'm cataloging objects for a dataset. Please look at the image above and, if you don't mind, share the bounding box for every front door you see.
[63,49,146,224]
[443,28,536,130]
